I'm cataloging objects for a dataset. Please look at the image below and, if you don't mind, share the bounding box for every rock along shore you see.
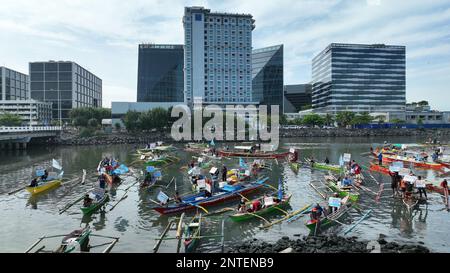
[49,128,450,146]
[227,235,430,253]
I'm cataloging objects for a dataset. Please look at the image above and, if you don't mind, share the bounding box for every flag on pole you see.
[52,159,63,170]
[278,178,283,200]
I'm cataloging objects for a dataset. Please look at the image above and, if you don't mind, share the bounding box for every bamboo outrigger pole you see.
[153,220,174,253]
[176,212,185,253]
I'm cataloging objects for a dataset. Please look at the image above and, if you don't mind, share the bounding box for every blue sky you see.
[1,0,449,110]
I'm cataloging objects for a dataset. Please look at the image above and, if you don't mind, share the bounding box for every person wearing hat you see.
[237,198,246,212]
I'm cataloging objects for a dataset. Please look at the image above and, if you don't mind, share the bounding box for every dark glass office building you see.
[252,45,284,112]
[283,84,312,113]
[29,61,102,121]
[1,66,29,100]
[312,43,406,113]
[137,44,184,102]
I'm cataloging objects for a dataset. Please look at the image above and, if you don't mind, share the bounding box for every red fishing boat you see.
[369,163,391,175]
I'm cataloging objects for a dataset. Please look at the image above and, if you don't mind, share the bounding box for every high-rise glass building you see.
[311,43,406,113]
[252,45,284,112]
[137,44,184,102]
[183,6,255,105]
[283,84,312,113]
[29,61,102,121]
[0,66,29,101]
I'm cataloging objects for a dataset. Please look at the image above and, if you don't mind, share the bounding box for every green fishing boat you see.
[311,162,342,173]
[184,213,202,253]
[305,201,351,232]
[327,180,359,202]
[80,191,109,215]
[229,194,292,222]
[289,162,300,173]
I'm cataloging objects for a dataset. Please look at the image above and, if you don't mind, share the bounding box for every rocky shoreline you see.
[227,235,430,253]
[49,128,450,146]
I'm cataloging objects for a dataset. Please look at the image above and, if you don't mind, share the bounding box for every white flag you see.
[52,159,63,170]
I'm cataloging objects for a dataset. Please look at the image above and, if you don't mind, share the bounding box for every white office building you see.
[183,6,255,106]
[0,99,52,125]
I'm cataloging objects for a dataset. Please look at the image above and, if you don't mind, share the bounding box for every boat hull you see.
[328,181,359,202]
[26,180,62,195]
[153,182,265,215]
[229,195,292,222]
[81,194,109,215]
[218,150,289,159]
[369,163,391,175]
[312,163,342,173]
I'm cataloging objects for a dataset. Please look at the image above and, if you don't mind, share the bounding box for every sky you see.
[1,0,449,110]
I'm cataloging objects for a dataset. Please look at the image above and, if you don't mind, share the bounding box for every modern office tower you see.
[252,45,284,112]
[137,44,184,102]
[183,6,255,105]
[0,66,29,101]
[0,100,52,125]
[29,61,102,121]
[283,84,312,113]
[311,43,406,113]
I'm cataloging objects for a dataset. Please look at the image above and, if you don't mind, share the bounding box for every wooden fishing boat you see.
[229,194,292,222]
[81,190,109,215]
[145,156,179,167]
[289,162,300,173]
[305,197,351,232]
[184,213,202,253]
[425,183,450,195]
[312,162,342,173]
[436,160,450,169]
[26,179,62,195]
[382,154,444,170]
[369,163,391,175]
[152,177,269,215]
[327,180,360,202]
[218,150,289,159]
[55,226,91,253]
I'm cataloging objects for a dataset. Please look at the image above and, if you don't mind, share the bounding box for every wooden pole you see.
[59,196,84,214]
[153,220,174,253]
[221,219,225,253]
[176,213,185,253]
[309,183,326,199]
[103,238,119,253]
[25,237,45,253]
[343,209,373,235]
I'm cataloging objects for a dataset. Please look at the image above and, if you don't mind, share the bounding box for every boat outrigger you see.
[184,213,202,253]
[25,225,119,253]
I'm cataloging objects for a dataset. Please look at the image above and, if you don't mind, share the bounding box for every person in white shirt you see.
[415,175,427,200]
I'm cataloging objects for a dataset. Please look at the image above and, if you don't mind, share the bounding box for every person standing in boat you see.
[378,152,383,166]
[415,176,427,200]
[389,171,401,197]
[324,157,330,164]
[98,174,106,189]
[221,165,228,182]
[41,169,49,181]
[310,203,324,221]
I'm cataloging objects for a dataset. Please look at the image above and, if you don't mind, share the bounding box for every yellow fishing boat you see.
[26,180,62,195]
